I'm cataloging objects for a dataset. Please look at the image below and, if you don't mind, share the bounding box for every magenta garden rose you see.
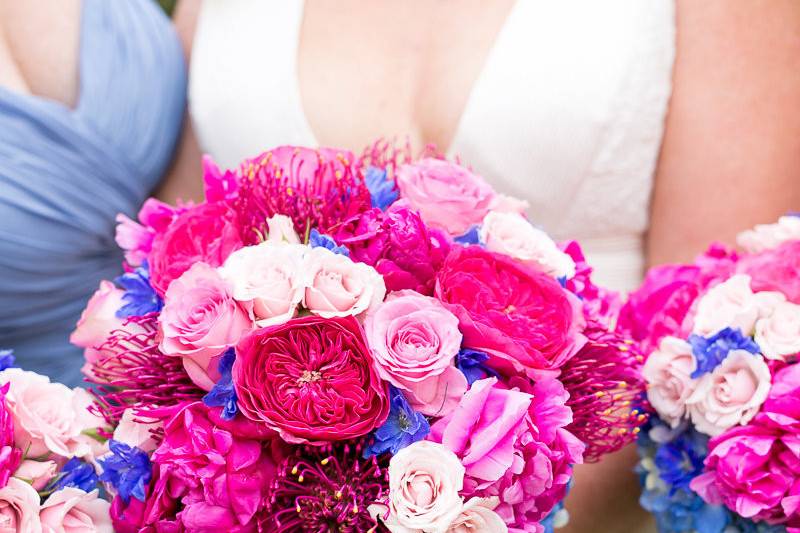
[435,245,585,377]
[233,316,390,444]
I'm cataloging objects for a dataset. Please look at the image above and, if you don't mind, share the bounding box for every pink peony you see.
[147,402,279,532]
[737,216,800,253]
[0,385,19,489]
[70,280,125,371]
[0,369,103,459]
[364,289,466,416]
[435,245,585,378]
[559,241,621,328]
[202,155,239,203]
[233,316,390,444]
[333,204,450,296]
[395,158,496,235]
[115,198,183,268]
[159,262,253,391]
[740,240,800,304]
[429,377,583,530]
[642,337,697,428]
[39,488,112,533]
[148,202,243,296]
[0,478,41,532]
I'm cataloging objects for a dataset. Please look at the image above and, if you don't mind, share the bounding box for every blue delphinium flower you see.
[0,350,15,371]
[654,429,708,493]
[308,228,350,257]
[203,348,238,420]
[455,349,497,386]
[364,166,398,210]
[364,387,429,458]
[688,327,760,378]
[115,261,163,318]
[99,440,152,503]
[52,457,100,492]
[453,225,481,246]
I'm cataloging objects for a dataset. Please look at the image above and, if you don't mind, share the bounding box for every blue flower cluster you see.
[455,348,497,386]
[203,348,238,420]
[364,387,429,458]
[0,349,15,372]
[688,327,760,378]
[99,440,152,503]
[52,457,100,493]
[364,166,399,210]
[308,229,350,257]
[115,261,163,318]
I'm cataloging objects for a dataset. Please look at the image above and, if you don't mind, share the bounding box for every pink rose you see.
[0,478,41,533]
[435,246,585,378]
[754,300,800,361]
[40,488,112,533]
[686,350,771,436]
[148,202,243,296]
[111,409,160,453]
[14,460,57,491]
[159,263,253,391]
[396,158,496,235]
[219,241,306,327]
[265,214,300,244]
[70,281,125,367]
[302,246,386,318]
[692,275,783,336]
[0,369,104,458]
[364,290,466,416]
[737,216,800,253]
[447,498,507,533]
[642,337,697,428]
[479,211,575,279]
[739,240,800,304]
[381,441,465,532]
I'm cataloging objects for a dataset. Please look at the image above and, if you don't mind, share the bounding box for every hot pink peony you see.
[159,262,253,391]
[333,204,450,296]
[146,402,280,532]
[0,385,18,490]
[435,245,585,378]
[429,377,583,531]
[233,316,390,444]
[739,240,800,304]
[691,363,800,528]
[148,202,243,296]
[395,158,496,235]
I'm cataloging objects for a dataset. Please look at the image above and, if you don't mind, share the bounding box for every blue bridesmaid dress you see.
[0,0,186,386]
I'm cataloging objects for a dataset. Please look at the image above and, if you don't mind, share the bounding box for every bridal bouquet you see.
[622,216,800,533]
[0,350,112,532]
[75,144,643,532]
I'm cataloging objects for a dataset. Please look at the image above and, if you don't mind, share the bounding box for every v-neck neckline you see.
[291,0,520,158]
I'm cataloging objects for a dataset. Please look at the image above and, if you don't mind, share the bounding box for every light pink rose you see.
[70,281,124,367]
[219,241,306,327]
[736,215,800,253]
[40,488,112,533]
[642,337,697,428]
[447,498,507,533]
[0,369,104,458]
[692,275,783,336]
[0,478,41,533]
[302,246,386,318]
[266,214,301,244]
[158,262,253,391]
[754,300,800,361]
[111,409,160,453]
[479,211,575,279]
[395,158,496,235]
[364,290,466,416]
[14,460,57,491]
[379,440,465,533]
[686,350,771,436]
[490,194,529,216]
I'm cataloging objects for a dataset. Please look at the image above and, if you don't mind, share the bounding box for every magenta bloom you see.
[148,202,243,296]
[435,245,585,378]
[233,316,390,445]
[691,364,800,528]
[233,146,372,244]
[115,198,186,268]
[429,377,583,530]
[0,384,20,489]
[739,240,800,304]
[142,402,279,531]
[333,204,450,296]
[560,240,621,328]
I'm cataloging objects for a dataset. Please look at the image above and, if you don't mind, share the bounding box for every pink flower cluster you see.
[74,144,642,532]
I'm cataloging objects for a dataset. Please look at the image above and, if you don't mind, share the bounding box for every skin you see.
[2,0,800,531]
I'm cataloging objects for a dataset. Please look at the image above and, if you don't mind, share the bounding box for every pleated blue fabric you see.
[0,0,186,386]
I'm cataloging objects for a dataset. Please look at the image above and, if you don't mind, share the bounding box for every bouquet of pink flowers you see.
[622,216,800,533]
[75,144,643,532]
[0,350,112,532]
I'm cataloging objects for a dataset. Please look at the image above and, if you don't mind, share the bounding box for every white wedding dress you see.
[189,0,676,294]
